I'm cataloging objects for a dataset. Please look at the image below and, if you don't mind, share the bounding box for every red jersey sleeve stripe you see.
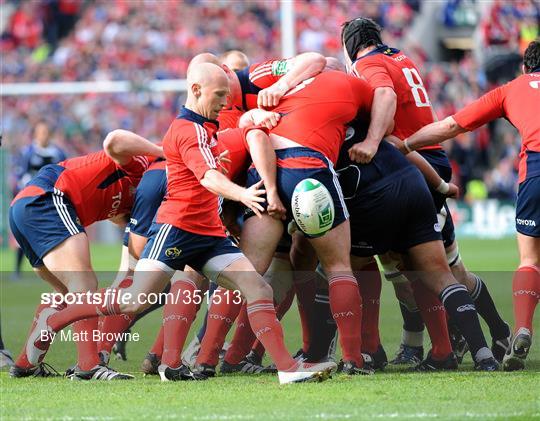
[194,123,216,169]
[249,65,273,82]
[250,71,274,83]
[249,63,272,77]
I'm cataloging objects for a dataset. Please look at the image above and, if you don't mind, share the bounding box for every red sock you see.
[196,288,242,366]
[246,299,295,371]
[250,288,295,358]
[150,325,164,358]
[357,261,382,354]
[98,314,135,355]
[74,317,101,370]
[411,281,452,359]
[161,280,198,368]
[223,303,255,365]
[328,274,363,366]
[16,303,57,368]
[512,265,540,333]
[47,290,123,332]
[97,275,135,355]
[294,275,317,353]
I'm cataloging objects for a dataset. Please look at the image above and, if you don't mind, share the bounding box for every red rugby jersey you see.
[270,71,373,164]
[453,70,540,183]
[351,45,441,150]
[156,106,226,237]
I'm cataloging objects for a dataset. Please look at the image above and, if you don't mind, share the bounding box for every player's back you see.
[352,47,436,142]
[56,151,146,225]
[271,70,373,164]
[16,150,147,226]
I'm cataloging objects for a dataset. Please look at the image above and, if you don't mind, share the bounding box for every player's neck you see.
[356,45,377,59]
[183,101,208,121]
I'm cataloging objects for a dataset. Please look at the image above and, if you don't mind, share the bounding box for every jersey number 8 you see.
[402,67,431,108]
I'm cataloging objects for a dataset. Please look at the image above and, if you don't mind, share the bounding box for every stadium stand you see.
[1,0,539,198]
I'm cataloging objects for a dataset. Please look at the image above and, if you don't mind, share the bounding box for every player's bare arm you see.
[403,116,466,153]
[257,52,326,108]
[200,170,266,217]
[103,129,164,166]
[245,129,286,220]
[348,86,397,164]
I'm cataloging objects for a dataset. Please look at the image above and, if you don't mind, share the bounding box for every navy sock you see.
[440,284,490,360]
[399,302,424,333]
[470,275,509,340]
[305,289,337,362]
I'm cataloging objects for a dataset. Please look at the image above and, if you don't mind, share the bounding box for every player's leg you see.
[289,235,318,355]
[379,253,425,365]
[219,213,284,372]
[194,286,242,372]
[25,227,174,372]
[160,270,206,376]
[351,255,387,369]
[221,272,295,374]
[503,232,540,370]
[404,240,498,370]
[216,253,336,384]
[440,203,510,362]
[308,220,366,373]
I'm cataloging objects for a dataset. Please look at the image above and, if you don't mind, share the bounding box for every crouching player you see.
[9,129,162,380]
[403,39,540,371]
[20,63,335,384]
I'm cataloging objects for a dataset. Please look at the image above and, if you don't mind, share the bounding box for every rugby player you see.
[402,39,540,371]
[22,62,335,384]
[9,129,162,380]
[221,50,250,71]
[341,17,510,366]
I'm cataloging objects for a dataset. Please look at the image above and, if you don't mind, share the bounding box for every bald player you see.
[221,50,250,71]
[23,62,336,384]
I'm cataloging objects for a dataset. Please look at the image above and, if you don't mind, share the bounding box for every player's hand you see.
[217,149,232,174]
[446,182,459,199]
[252,110,281,129]
[257,81,289,109]
[240,180,266,218]
[348,141,379,164]
[266,189,286,221]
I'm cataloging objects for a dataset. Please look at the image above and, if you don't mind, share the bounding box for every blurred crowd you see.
[2,0,535,201]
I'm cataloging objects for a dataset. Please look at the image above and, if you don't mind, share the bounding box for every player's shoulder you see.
[510,72,540,90]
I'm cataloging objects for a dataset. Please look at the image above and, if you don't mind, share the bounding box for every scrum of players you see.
[8,18,539,383]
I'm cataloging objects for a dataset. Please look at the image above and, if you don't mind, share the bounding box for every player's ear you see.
[191,83,202,98]
[521,64,528,75]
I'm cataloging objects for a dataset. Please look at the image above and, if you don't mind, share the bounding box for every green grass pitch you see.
[0,238,538,420]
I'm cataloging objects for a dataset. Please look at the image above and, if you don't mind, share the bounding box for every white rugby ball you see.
[291,178,335,236]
